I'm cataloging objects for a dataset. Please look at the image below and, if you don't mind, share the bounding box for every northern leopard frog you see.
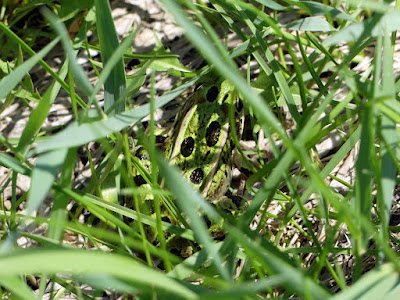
[163,79,244,200]
[133,79,246,255]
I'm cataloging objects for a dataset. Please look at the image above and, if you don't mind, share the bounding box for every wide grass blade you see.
[332,264,400,300]
[377,18,398,261]
[288,0,356,21]
[27,148,69,216]
[284,16,334,32]
[0,249,198,299]
[95,0,126,114]
[0,276,37,300]
[32,75,200,154]
[324,10,400,45]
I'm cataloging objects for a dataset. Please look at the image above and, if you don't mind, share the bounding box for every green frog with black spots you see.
[133,78,247,256]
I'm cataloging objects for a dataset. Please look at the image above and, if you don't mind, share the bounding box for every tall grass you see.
[0,0,399,299]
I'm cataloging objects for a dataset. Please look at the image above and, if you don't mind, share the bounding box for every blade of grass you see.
[88,28,136,116]
[0,22,86,108]
[47,148,77,241]
[377,19,397,264]
[156,151,232,284]
[0,153,30,175]
[31,75,201,155]
[352,21,381,258]
[0,249,198,299]
[198,276,285,299]
[287,0,356,22]
[16,60,68,153]
[332,264,399,300]
[0,276,37,300]
[26,148,69,216]
[0,37,59,99]
[41,7,94,96]
[95,0,126,115]
[225,223,332,299]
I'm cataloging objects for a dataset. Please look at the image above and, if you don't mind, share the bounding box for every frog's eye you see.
[181,137,195,157]
[206,121,221,147]
[206,86,219,102]
[190,168,204,184]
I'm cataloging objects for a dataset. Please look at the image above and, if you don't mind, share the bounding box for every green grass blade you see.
[41,7,94,96]
[324,10,400,45]
[0,249,198,299]
[95,0,126,114]
[284,16,335,31]
[377,20,397,258]
[226,224,332,299]
[32,75,200,154]
[332,264,399,300]
[253,0,287,10]
[0,152,30,175]
[27,148,69,216]
[47,148,77,241]
[0,38,59,99]
[288,0,356,21]
[198,276,284,299]
[0,276,37,300]
[89,29,136,114]
[156,152,232,283]
[16,60,68,153]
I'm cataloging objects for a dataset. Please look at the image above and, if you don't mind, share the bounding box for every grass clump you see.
[0,0,400,299]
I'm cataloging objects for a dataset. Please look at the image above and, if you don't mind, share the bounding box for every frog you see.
[132,78,247,256]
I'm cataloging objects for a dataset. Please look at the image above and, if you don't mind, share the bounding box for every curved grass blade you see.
[16,60,68,153]
[0,276,37,300]
[89,28,136,115]
[0,249,198,299]
[324,10,400,46]
[0,38,59,100]
[41,7,94,96]
[332,264,400,300]
[32,75,201,155]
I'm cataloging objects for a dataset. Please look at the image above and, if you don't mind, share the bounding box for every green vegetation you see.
[1,0,400,298]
